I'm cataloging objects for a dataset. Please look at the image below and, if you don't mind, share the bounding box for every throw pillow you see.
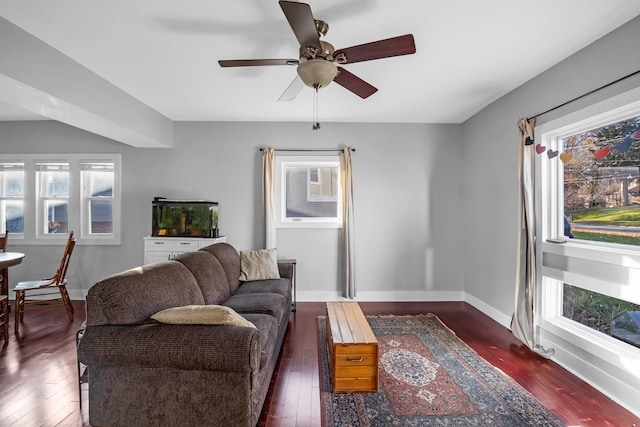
[239,248,281,281]
[151,305,256,328]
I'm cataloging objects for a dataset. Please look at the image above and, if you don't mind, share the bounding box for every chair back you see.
[0,231,8,252]
[55,232,76,286]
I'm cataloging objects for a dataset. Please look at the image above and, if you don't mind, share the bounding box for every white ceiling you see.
[1,0,640,125]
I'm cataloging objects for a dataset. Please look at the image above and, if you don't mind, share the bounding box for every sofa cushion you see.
[200,243,242,294]
[242,313,278,369]
[239,248,280,281]
[223,293,288,326]
[234,278,292,300]
[174,251,231,304]
[85,261,204,326]
[151,305,256,329]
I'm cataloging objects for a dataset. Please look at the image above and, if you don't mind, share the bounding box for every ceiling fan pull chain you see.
[313,85,321,130]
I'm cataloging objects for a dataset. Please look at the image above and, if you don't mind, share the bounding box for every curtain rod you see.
[528,69,640,120]
[259,147,355,152]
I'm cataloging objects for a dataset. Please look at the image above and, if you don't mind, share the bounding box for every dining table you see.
[0,252,26,309]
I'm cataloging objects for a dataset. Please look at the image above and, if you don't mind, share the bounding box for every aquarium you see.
[152,198,218,237]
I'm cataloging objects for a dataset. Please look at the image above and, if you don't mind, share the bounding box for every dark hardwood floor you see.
[1,300,638,426]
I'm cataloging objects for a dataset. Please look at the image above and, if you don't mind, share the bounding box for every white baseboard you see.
[463,293,513,329]
[297,290,465,302]
[297,290,513,330]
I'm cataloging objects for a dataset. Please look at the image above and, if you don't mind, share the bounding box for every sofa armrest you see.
[77,324,260,373]
[277,259,296,311]
[277,259,295,280]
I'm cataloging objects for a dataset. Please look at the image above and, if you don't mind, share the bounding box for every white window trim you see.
[0,153,121,245]
[0,161,25,234]
[534,86,640,413]
[35,160,71,240]
[80,160,119,242]
[275,155,342,229]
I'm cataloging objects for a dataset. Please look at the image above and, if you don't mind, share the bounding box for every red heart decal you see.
[535,144,546,154]
[594,146,611,160]
[547,149,559,159]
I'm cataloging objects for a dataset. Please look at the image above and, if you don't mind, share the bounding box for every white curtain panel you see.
[262,147,277,249]
[511,117,536,350]
[341,147,356,299]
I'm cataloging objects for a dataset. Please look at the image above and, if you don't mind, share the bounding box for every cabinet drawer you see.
[145,239,200,252]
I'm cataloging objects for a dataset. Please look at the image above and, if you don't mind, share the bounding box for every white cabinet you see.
[143,236,227,264]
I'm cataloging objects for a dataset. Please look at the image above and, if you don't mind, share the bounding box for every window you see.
[562,115,640,246]
[563,282,640,348]
[0,162,25,234]
[535,88,640,406]
[556,114,640,349]
[81,162,115,235]
[276,156,342,227]
[37,162,70,235]
[0,154,121,244]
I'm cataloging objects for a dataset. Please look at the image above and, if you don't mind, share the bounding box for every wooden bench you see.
[326,302,378,393]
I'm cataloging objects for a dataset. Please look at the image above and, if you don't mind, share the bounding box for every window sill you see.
[539,315,640,371]
[542,239,640,268]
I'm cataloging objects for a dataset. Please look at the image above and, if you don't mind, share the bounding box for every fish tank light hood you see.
[152,197,219,238]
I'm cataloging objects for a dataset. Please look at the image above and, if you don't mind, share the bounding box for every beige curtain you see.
[511,118,537,349]
[262,147,277,249]
[341,147,356,298]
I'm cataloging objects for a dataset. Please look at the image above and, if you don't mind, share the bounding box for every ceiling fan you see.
[218,1,416,102]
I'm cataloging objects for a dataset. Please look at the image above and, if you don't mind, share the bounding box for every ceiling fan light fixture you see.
[297,59,338,89]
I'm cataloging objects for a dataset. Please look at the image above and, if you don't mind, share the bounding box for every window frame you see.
[36,161,71,239]
[0,161,25,235]
[81,161,117,240]
[534,87,640,401]
[275,155,342,229]
[0,153,121,245]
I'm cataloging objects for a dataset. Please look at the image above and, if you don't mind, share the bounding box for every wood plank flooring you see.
[1,300,638,426]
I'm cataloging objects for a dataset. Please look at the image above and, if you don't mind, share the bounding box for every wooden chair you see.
[0,295,8,344]
[14,232,76,335]
[0,232,8,299]
[0,231,8,252]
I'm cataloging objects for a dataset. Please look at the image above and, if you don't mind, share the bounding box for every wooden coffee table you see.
[325,301,379,393]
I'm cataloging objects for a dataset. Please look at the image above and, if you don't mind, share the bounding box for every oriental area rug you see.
[318,314,564,427]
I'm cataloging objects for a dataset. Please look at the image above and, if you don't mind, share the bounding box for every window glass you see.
[275,156,342,228]
[37,163,69,235]
[0,162,24,233]
[562,115,640,246]
[82,162,115,235]
[563,282,640,348]
[283,162,339,221]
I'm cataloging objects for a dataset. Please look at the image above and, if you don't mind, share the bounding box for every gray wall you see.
[0,120,464,301]
[461,15,640,321]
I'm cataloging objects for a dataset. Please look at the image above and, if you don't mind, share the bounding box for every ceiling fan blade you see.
[333,67,378,99]
[278,75,305,101]
[334,34,416,64]
[218,59,298,67]
[279,1,321,50]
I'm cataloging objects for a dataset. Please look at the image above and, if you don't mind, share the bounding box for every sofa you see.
[77,243,293,427]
